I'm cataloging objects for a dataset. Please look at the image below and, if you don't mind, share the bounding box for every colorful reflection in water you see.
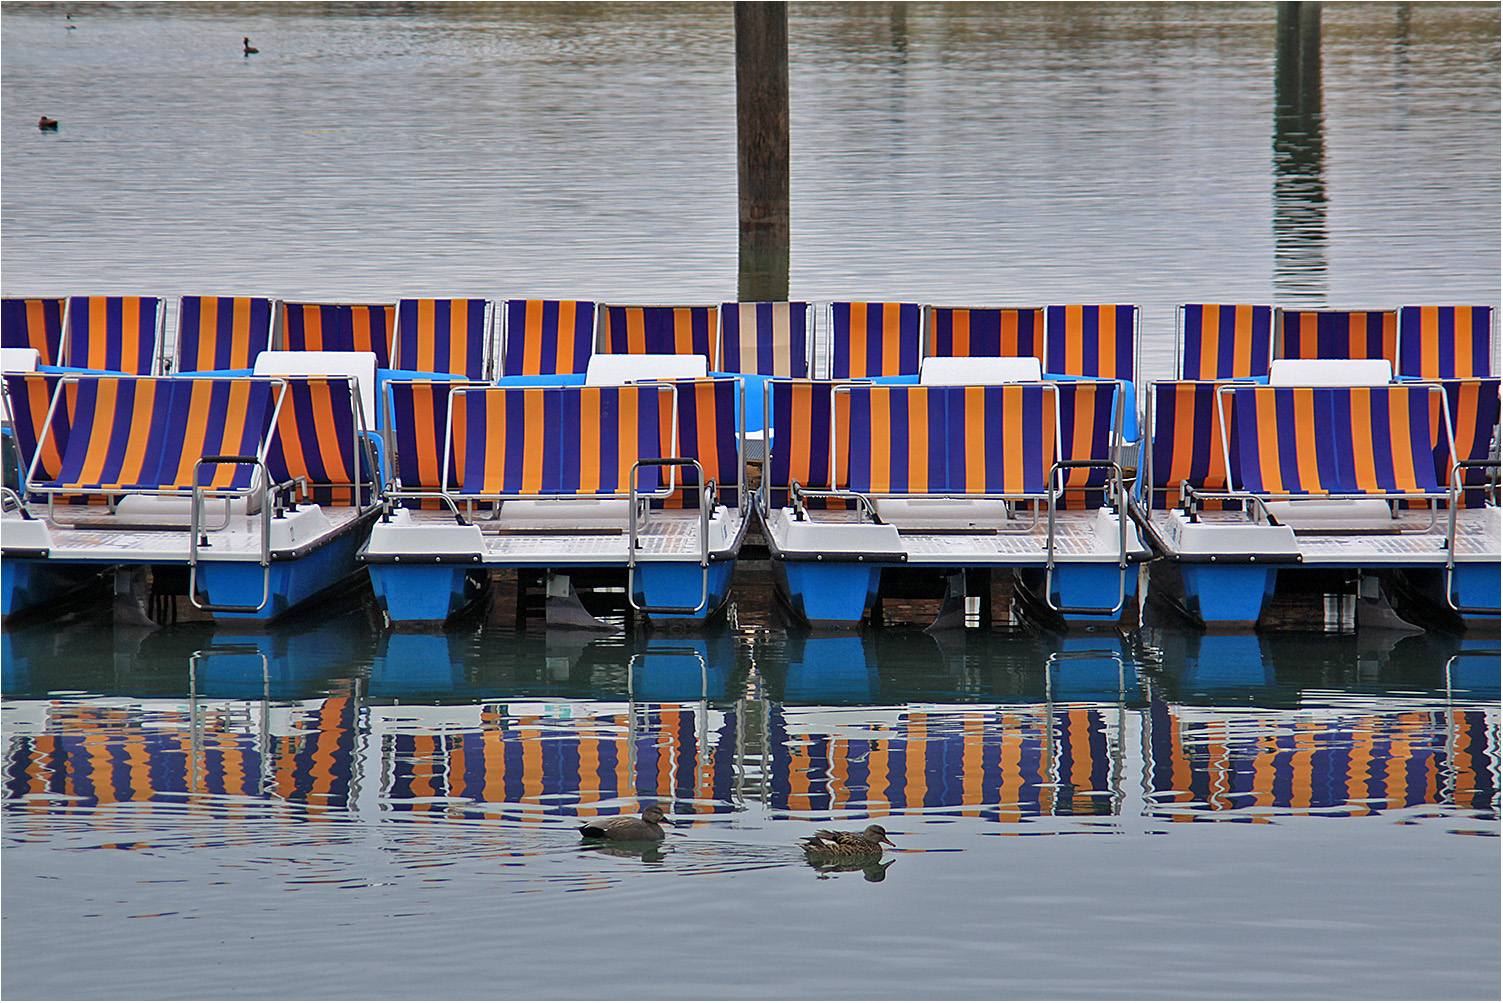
[6,625,1496,828]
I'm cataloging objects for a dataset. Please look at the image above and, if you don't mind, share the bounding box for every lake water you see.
[2,2,1500,999]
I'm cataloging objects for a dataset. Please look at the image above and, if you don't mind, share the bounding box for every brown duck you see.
[800,823,895,858]
[38,116,58,131]
[578,806,669,841]
[243,37,259,55]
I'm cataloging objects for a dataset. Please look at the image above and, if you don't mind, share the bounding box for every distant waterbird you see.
[38,116,58,131]
[243,36,259,55]
[800,824,895,858]
[577,806,670,842]
[66,13,77,28]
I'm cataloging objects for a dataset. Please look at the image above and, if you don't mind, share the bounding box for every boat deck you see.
[1146,508,1501,564]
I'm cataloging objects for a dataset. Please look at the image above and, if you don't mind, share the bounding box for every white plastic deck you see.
[3,501,366,562]
[366,504,745,564]
[1147,507,1501,565]
[766,505,1143,563]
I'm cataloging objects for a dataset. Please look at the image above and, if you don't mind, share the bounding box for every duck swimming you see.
[577,806,669,842]
[243,36,258,55]
[800,824,895,858]
[38,116,58,131]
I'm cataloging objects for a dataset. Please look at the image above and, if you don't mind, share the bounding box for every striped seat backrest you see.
[1,297,65,366]
[3,372,75,485]
[1398,306,1493,379]
[394,298,491,379]
[1045,305,1137,381]
[383,379,472,504]
[1054,379,1120,507]
[941,384,1057,495]
[829,302,922,378]
[62,296,165,374]
[838,384,1057,496]
[1276,309,1398,368]
[174,296,274,372]
[1226,385,1442,496]
[1147,381,1236,510]
[1178,304,1274,380]
[839,385,949,494]
[925,306,1045,365]
[765,379,848,509]
[654,377,741,509]
[500,299,596,375]
[280,302,395,368]
[449,385,662,497]
[717,302,809,377]
[38,377,278,493]
[266,376,369,506]
[1420,378,1499,507]
[599,305,717,359]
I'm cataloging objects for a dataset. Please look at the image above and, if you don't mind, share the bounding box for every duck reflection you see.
[805,856,894,882]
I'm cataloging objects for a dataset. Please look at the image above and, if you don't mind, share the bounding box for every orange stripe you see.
[1421,307,1441,379]
[230,297,253,368]
[1349,387,1377,492]
[1064,305,1084,375]
[1255,392,1283,493]
[77,380,120,485]
[309,382,351,485]
[112,378,159,486]
[790,383,813,486]
[1069,385,1096,486]
[415,385,441,488]
[1004,386,1025,494]
[1097,307,1116,378]
[1387,389,1420,491]
[167,381,211,487]
[909,388,928,492]
[122,298,143,372]
[882,304,901,376]
[522,386,546,494]
[482,391,507,494]
[833,389,850,489]
[1292,389,1323,491]
[869,390,891,492]
[617,387,641,494]
[578,388,601,494]
[965,386,985,493]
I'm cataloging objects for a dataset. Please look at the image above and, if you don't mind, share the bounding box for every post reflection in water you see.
[3,615,1497,838]
[1273,0,1328,300]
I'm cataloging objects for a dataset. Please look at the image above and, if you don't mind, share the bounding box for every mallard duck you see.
[800,823,895,858]
[38,116,58,131]
[243,37,259,55]
[577,806,669,842]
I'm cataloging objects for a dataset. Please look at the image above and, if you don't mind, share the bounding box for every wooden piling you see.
[735,2,790,302]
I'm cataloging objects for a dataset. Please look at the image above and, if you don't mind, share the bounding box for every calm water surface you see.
[2,2,1500,999]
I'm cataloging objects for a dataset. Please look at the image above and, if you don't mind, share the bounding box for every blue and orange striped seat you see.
[382,379,477,508]
[1053,379,1123,508]
[837,384,1057,497]
[266,376,377,507]
[717,302,810,377]
[828,301,922,379]
[393,298,492,379]
[1397,306,1493,379]
[1,297,66,366]
[598,305,718,360]
[1177,304,1274,380]
[1223,384,1444,498]
[31,376,280,495]
[499,299,596,376]
[61,296,166,374]
[1424,377,1501,508]
[1145,381,1238,511]
[653,377,742,509]
[1045,305,1138,381]
[764,379,848,509]
[1275,309,1398,369]
[925,306,1045,366]
[173,296,274,373]
[3,372,76,491]
[448,384,664,499]
[279,302,395,368]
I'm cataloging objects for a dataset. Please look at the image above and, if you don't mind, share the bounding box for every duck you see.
[66,13,76,28]
[243,36,259,55]
[577,806,669,842]
[800,824,895,858]
[37,116,58,131]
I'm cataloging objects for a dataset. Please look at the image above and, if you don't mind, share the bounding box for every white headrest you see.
[0,347,40,373]
[920,355,1042,385]
[1268,358,1392,387]
[585,353,708,386]
[253,350,378,425]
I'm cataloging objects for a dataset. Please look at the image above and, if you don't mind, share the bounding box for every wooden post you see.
[736,2,790,302]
